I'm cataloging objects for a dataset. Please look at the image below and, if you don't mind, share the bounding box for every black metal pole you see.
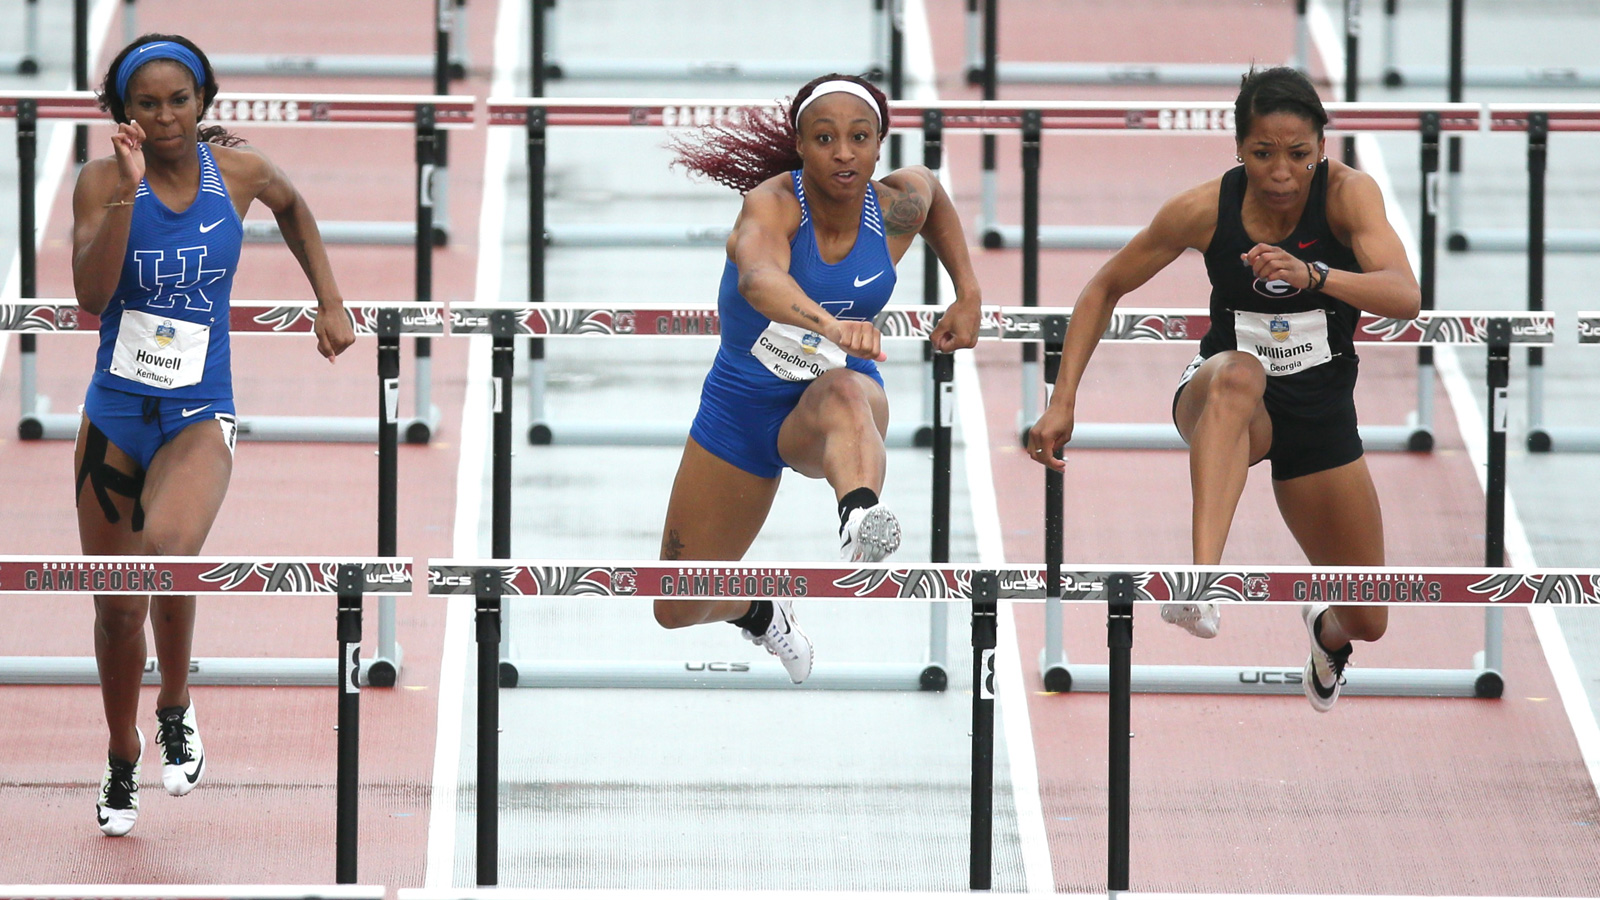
[1106,573,1134,892]
[74,0,88,164]
[526,106,550,443]
[413,104,437,442]
[1526,113,1548,452]
[888,0,903,171]
[1020,109,1040,440]
[475,567,503,885]
[979,0,999,249]
[969,571,998,891]
[1042,318,1068,692]
[335,563,365,884]
[931,352,953,563]
[919,108,944,449]
[1442,0,1465,250]
[378,312,400,561]
[19,99,38,439]
[531,0,547,94]
[1342,0,1359,166]
[492,313,516,558]
[1414,112,1439,451]
[1485,319,1509,568]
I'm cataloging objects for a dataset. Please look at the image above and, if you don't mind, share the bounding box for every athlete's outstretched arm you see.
[1025,182,1215,469]
[242,146,355,361]
[731,184,885,361]
[1242,166,1420,320]
[71,123,147,315]
[879,166,981,352]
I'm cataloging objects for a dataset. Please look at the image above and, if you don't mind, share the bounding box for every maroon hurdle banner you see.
[426,561,1600,606]
[0,300,445,335]
[443,302,1556,346]
[0,91,475,127]
[0,556,412,595]
[486,98,1483,135]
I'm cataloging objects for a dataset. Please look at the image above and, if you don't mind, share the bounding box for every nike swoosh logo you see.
[181,405,212,418]
[853,271,884,288]
[1298,239,1318,249]
[97,812,110,825]
[199,220,225,234]
[185,756,204,784]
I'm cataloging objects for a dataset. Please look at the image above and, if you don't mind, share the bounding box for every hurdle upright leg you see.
[969,572,998,891]
[335,564,366,883]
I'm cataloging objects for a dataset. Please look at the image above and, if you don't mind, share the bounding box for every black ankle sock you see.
[838,487,879,529]
[730,600,773,634]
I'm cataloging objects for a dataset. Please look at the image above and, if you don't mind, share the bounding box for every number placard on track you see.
[0,91,474,128]
[0,557,412,595]
[427,561,1600,606]
[0,301,445,336]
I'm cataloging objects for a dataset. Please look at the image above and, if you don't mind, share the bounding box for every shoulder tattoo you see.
[883,181,928,236]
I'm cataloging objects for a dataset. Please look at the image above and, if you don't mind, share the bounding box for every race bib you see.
[109,308,210,390]
[751,322,847,382]
[1233,309,1332,377]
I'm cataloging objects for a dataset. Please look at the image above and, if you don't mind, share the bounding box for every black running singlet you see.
[1200,160,1362,396]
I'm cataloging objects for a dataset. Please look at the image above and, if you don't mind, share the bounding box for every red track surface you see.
[0,0,485,886]
[924,0,1600,893]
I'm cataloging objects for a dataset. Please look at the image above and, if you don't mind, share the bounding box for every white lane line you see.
[426,0,524,886]
[904,0,1052,890]
[1309,0,1600,803]
[0,0,119,375]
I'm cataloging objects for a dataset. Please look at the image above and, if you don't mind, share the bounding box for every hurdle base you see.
[499,659,938,691]
[243,219,449,247]
[529,419,928,449]
[1048,663,1499,698]
[208,53,460,79]
[365,642,405,688]
[1384,64,1600,90]
[970,61,1280,87]
[0,655,391,687]
[1447,228,1600,253]
[982,223,1139,251]
[1009,422,1430,453]
[544,223,732,248]
[1528,426,1600,454]
[545,58,882,82]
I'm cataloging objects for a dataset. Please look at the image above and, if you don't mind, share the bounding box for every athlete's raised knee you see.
[654,598,698,629]
[1203,354,1267,407]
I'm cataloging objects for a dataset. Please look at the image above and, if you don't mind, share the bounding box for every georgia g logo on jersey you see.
[1252,277,1300,299]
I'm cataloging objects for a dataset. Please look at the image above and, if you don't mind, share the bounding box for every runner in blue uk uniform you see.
[660,75,984,683]
[1027,68,1421,712]
[72,34,355,836]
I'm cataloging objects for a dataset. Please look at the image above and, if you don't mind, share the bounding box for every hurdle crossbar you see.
[3,889,386,900]
[963,0,1309,88]
[0,300,441,687]
[1,92,472,453]
[2,554,409,883]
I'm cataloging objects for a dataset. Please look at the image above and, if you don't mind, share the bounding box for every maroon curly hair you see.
[668,73,890,195]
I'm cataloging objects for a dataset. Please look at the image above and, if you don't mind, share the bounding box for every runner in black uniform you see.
[1026,68,1420,712]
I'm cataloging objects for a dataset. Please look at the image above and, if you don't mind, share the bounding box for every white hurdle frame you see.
[3,889,386,900]
[0,300,445,686]
[1379,0,1600,91]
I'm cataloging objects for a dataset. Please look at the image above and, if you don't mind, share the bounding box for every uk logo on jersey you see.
[133,246,227,314]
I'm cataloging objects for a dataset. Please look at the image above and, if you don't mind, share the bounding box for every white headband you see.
[792,80,882,131]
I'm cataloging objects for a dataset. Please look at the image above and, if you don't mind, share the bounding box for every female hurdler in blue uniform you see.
[661,75,984,683]
[73,35,355,835]
[1027,68,1420,712]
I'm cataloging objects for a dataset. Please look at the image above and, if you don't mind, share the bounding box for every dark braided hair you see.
[1235,66,1328,143]
[99,33,243,147]
[669,73,889,195]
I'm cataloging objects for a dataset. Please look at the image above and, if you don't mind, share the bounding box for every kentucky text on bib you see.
[109,308,210,390]
[752,322,848,382]
[1233,309,1333,377]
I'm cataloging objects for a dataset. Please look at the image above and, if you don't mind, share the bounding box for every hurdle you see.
[0,91,470,444]
[962,0,1309,88]
[957,100,1479,451]
[427,559,1002,888]
[1469,107,1600,452]
[446,301,966,690]
[120,0,469,81]
[534,0,893,84]
[0,299,442,685]
[0,554,410,882]
[3,890,385,900]
[487,98,944,448]
[1017,307,1554,696]
[1379,0,1600,91]
[0,0,40,75]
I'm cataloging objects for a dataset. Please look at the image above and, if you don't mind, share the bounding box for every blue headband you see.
[116,41,205,104]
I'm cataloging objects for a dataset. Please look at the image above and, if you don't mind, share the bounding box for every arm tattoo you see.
[662,529,685,560]
[884,182,928,236]
[790,303,824,327]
